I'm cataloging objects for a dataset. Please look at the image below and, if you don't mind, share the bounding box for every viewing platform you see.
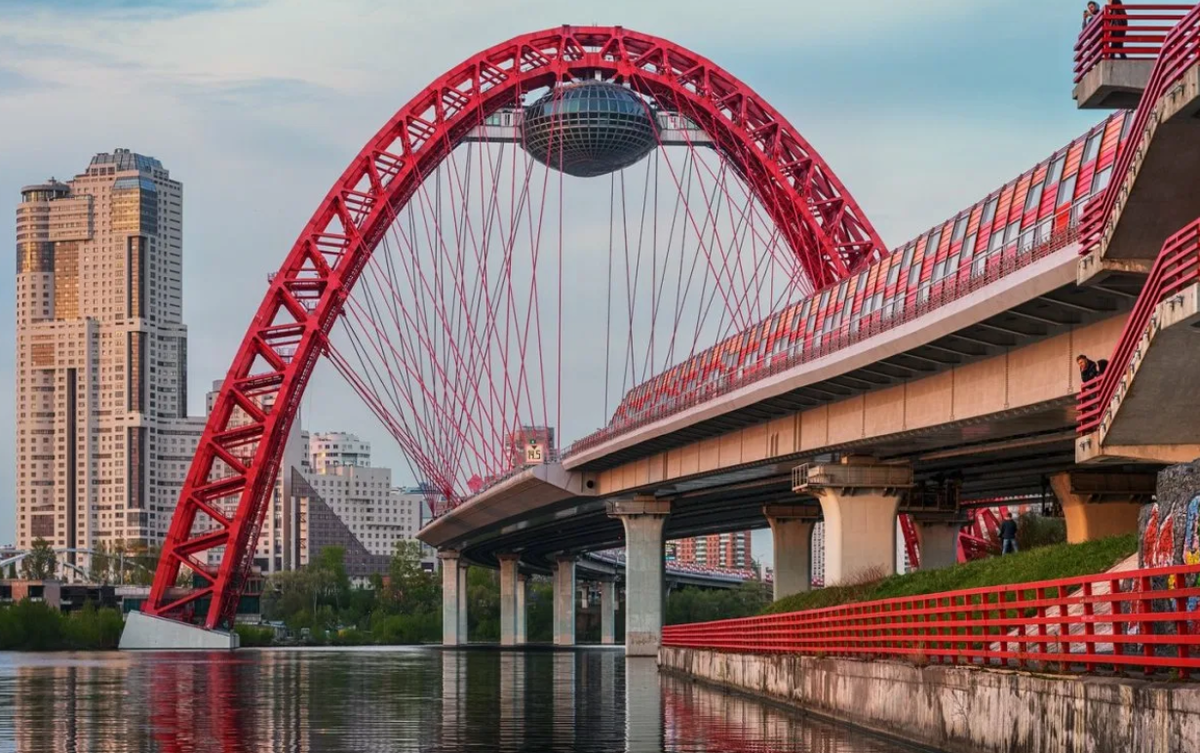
[1073,5,1191,109]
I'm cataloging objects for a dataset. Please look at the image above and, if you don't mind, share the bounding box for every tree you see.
[21,538,56,580]
[385,541,439,613]
[89,541,112,584]
[5,562,16,580]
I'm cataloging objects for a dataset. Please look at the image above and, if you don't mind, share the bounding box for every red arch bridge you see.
[122,12,1200,652]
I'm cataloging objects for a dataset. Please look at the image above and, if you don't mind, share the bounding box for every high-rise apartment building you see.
[670,531,754,571]
[15,150,200,558]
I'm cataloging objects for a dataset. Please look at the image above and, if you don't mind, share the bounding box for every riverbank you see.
[765,533,1136,615]
[660,647,1199,753]
[0,601,125,650]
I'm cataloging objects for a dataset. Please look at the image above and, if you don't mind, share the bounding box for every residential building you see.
[669,531,753,571]
[15,151,201,561]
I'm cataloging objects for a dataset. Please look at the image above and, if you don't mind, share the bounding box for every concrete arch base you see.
[119,611,240,650]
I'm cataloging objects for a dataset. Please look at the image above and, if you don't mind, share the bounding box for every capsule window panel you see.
[1056,173,1078,207]
[951,216,968,242]
[981,196,999,226]
[1024,180,1044,213]
[962,232,977,260]
[886,261,901,286]
[1091,165,1114,195]
[1082,131,1102,164]
[1045,155,1066,189]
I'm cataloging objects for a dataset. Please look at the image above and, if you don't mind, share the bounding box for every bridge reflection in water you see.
[1,649,915,752]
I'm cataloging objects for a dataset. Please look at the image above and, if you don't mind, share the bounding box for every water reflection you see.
[0,649,914,752]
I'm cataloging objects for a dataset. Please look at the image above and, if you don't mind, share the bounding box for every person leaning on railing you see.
[1083,1,1101,29]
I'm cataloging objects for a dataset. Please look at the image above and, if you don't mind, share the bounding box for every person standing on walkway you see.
[1083,2,1101,30]
[999,513,1019,555]
[1110,0,1128,59]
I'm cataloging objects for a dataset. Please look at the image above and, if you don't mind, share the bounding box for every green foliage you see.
[262,540,443,645]
[525,579,554,643]
[666,583,772,625]
[21,538,56,580]
[0,600,125,650]
[467,568,500,642]
[1015,513,1067,552]
[234,624,276,647]
[765,533,1137,615]
[5,562,16,579]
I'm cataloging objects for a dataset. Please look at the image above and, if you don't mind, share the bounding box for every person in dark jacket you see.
[999,513,1018,555]
[1083,1,1101,29]
[1110,0,1128,58]
[1077,354,1107,383]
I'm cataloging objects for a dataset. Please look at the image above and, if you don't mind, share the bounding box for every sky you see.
[0,0,1108,566]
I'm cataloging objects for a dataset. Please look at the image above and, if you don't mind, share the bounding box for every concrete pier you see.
[794,459,910,586]
[608,496,671,657]
[439,550,466,646]
[552,556,576,646]
[498,554,522,646]
[916,521,961,571]
[598,579,616,645]
[763,505,815,600]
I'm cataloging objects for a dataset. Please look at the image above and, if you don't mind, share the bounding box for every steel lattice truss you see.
[147,26,887,629]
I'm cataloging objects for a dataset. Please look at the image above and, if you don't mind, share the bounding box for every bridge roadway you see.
[421,35,1200,658]
[422,235,1157,653]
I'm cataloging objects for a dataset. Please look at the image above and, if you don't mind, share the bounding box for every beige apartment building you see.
[15,150,201,561]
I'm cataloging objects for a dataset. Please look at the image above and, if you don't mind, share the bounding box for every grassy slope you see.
[763,534,1137,616]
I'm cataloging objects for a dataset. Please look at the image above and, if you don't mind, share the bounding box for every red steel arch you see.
[146,25,887,629]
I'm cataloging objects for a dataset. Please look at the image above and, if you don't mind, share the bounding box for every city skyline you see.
[1,0,1105,552]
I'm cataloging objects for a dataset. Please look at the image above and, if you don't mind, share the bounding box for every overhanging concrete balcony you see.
[1074,59,1155,110]
[1078,279,1200,465]
[1079,47,1200,285]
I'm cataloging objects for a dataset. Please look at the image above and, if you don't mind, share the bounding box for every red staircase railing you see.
[1074,4,1193,83]
[662,563,1200,677]
[1080,4,1200,255]
[1078,216,1200,434]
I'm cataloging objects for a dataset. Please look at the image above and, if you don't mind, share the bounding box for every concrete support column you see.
[552,556,576,646]
[625,657,663,752]
[916,522,962,570]
[457,560,469,642]
[1050,472,1153,544]
[498,554,521,647]
[763,505,816,601]
[439,551,465,646]
[796,459,910,587]
[608,496,671,657]
[516,574,528,645]
[599,579,616,645]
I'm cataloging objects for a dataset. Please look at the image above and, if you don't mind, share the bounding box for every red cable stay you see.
[146,26,887,630]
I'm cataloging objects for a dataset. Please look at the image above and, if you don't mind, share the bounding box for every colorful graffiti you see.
[1141,504,1176,568]
[1185,496,1200,613]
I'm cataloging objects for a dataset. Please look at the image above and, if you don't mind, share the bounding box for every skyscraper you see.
[15,150,200,559]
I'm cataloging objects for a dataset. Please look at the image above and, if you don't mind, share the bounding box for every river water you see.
[0,648,922,752]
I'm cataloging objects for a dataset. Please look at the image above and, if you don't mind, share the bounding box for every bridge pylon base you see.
[119,611,240,650]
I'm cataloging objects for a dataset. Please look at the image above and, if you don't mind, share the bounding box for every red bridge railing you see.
[1078,216,1200,434]
[662,563,1200,677]
[1080,4,1200,254]
[1074,4,1193,83]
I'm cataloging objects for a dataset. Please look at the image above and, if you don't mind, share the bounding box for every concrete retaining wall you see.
[660,648,1199,753]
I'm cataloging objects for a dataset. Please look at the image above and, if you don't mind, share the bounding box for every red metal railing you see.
[565,220,1081,459]
[1074,4,1192,83]
[1080,4,1200,254]
[1077,216,1200,434]
[662,563,1200,677]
